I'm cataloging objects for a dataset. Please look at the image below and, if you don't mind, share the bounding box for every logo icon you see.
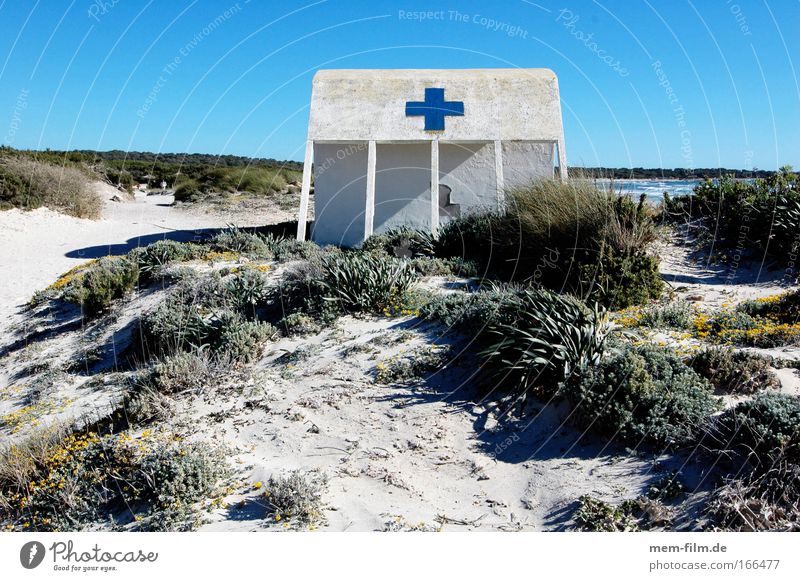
[20,541,46,569]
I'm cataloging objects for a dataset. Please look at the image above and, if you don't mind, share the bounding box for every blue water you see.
[593,179,702,203]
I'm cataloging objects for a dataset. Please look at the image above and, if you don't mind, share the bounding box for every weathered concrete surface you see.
[308,68,565,142]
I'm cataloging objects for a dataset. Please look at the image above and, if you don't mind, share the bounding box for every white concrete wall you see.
[502,141,555,190]
[311,143,368,247]
[439,142,497,212]
[310,140,556,246]
[373,144,431,234]
[309,69,565,143]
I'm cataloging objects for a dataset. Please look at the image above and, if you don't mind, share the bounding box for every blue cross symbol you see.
[405,87,464,131]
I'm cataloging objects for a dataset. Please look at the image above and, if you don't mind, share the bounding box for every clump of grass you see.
[262,469,327,528]
[317,251,417,315]
[0,155,101,218]
[129,239,204,280]
[435,180,663,308]
[480,286,612,402]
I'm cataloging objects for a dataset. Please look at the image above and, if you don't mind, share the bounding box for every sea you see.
[592,179,702,204]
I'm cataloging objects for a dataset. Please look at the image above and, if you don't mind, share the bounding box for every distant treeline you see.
[571,167,776,179]
[0,147,302,171]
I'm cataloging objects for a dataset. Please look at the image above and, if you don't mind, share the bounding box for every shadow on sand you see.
[64,221,311,260]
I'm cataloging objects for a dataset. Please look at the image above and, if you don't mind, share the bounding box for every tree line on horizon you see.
[0,146,781,181]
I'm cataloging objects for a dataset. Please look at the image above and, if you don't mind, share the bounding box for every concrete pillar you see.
[296,139,314,241]
[364,140,377,241]
[493,139,505,209]
[557,138,568,180]
[430,138,439,235]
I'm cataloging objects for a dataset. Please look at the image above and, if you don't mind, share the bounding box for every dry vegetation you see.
[0,156,101,218]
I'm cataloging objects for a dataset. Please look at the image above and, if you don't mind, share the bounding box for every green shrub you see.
[688,347,779,394]
[262,234,321,262]
[362,226,436,257]
[375,346,452,384]
[224,266,271,317]
[263,469,327,528]
[143,352,215,395]
[434,181,662,308]
[573,496,640,531]
[739,289,800,324]
[418,285,521,336]
[711,393,800,458]
[410,256,478,277]
[279,312,321,336]
[212,227,271,256]
[318,252,416,314]
[562,344,720,447]
[480,287,612,400]
[0,431,225,531]
[173,178,202,203]
[129,240,203,280]
[63,257,139,316]
[637,300,695,329]
[666,171,800,267]
[215,312,275,363]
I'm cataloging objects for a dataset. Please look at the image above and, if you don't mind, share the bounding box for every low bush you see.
[688,347,779,394]
[418,285,522,336]
[739,289,800,325]
[636,301,695,329]
[409,256,478,277]
[279,312,321,336]
[138,271,275,361]
[434,181,662,308]
[0,155,101,218]
[214,312,275,364]
[375,345,452,384]
[709,392,800,458]
[0,430,226,531]
[211,227,271,257]
[129,240,203,280]
[665,169,800,269]
[262,470,327,528]
[362,227,436,258]
[143,352,215,395]
[63,257,139,317]
[173,179,202,203]
[562,344,720,448]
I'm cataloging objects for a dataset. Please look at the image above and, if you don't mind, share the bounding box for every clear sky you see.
[0,0,797,169]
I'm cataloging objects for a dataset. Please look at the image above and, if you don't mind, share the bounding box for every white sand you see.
[0,183,293,323]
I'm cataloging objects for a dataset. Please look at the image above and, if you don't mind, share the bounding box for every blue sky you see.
[0,0,797,169]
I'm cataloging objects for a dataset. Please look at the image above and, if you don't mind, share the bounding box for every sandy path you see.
[0,183,290,322]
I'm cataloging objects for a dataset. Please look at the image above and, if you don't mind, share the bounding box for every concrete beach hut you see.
[296,68,568,247]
